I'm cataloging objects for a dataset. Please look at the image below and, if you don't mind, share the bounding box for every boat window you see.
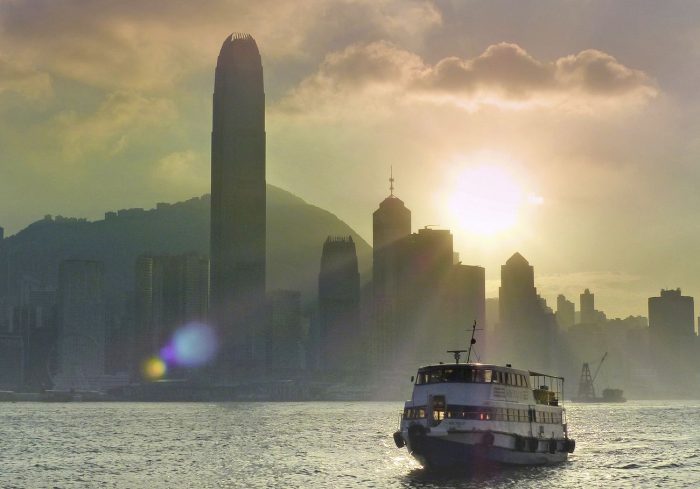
[431,396,446,425]
[404,406,427,419]
[477,369,492,383]
[414,366,500,384]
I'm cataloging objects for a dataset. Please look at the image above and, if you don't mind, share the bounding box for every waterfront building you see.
[372,174,411,367]
[134,253,209,378]
[266,289,304,374]
[0,334,23,390]
[649,288,695,338]
[648,288,695,391]
[210,33,267,378]
[319,236,360,374]
[498,253,555,372]
[54,260,105,390]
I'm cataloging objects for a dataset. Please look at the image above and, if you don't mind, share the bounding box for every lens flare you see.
[142,356,167,380]
[169,322,218,367]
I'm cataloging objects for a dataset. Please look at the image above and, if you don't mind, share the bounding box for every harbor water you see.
[1,401,698,488]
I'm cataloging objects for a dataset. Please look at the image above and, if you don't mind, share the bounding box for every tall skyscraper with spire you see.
[372,171,411,366]
[210,33,266,377]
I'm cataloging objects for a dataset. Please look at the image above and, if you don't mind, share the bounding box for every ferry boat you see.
[393,350,575,468]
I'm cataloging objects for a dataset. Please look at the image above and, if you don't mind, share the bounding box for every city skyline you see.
[3,1,700,318]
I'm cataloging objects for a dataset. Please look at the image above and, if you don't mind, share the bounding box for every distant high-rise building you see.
[649,289,694,338]
[266,290,303,374]
[449,264,486,349]
[485,297,500,331]
[55,260,105,390]
[319,236,360,373]
[372,174,411,366]
[134,253,209,377]
[556,294,575,329]
[210,33,267,377]
[0,225,4,241]
[13,289,57,390]
[498,253,555,371]
[648,288,695,387]
[0,334,23,390]
[580,289,595,324]
[394,227,454,366]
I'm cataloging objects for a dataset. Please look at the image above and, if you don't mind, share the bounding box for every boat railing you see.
[529,371,564,406]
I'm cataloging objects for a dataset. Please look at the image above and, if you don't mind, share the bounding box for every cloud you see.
[55,91,177,159]
[0,54,52,99]
[0,0,441,95]
[153,150,208,189]
[279,41,658,115]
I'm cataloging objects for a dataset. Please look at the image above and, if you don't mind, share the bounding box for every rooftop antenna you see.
[389,166,395,197]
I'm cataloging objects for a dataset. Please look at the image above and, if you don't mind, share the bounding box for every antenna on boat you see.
[447,349,467,364]
[466,320,480,364]
[446,320,481,364]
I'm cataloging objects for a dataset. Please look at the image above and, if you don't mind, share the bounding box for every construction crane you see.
[576,352,608,399]
[591,352,608,384]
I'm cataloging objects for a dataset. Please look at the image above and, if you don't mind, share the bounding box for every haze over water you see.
[2,401,698,488]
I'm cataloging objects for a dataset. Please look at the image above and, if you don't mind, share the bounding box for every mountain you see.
[0,185,371,306]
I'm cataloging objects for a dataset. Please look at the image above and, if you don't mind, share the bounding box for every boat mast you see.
[446,321,480,364]
[466,320,478,363]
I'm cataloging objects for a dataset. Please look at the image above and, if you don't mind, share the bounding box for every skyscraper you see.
[372,175,411,366]
[319,236,360,373]
[498,253,555,372]
[55,260,105,390]
[210,34,266,377]
[648,288,696,388]
[649,289,694,338]
[134,253,210,378]
[266,290,303,374]
[580,289,595,324]
[556,294,575,329]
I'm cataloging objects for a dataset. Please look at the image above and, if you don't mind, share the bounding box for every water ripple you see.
[0,401,698,488]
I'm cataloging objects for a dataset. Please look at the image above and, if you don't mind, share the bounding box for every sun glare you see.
[444,157,538,236]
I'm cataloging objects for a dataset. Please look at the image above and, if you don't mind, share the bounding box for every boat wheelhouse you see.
[393,361,575,468]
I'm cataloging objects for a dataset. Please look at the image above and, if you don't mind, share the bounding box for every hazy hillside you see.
[0,185,371,305]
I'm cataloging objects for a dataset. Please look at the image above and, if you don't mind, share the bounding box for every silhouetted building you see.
[134,254,209,378]
[485,297,499,331]
[266,290,303,374]
[0,225,4,241]
[394,227,454,366]
[319,236,360,373]
[379,227,486,368]
[556,294,575,329]
[580,289,595,324]
[498,253,555,372]
[372,175,411,367]
[649,289,695,338]
[449,264,486,349]
[648,288,695,391]
[13,289,57,390]
[210,33,267,378]
[54,260,105,390]
[0,334,23,390]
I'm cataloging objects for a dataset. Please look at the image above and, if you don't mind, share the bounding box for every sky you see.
[1,0,700,318]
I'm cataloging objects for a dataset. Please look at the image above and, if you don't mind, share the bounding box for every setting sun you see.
[443,158,537,236]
